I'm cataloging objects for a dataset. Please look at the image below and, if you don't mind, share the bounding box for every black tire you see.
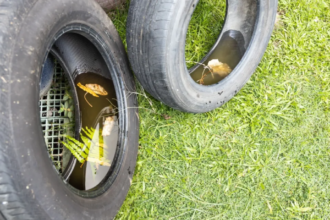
[127,0,278,113]
[0,0,138,219]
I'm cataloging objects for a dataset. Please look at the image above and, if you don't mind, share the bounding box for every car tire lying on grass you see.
[127,0,278,113]
[0,0,138,219]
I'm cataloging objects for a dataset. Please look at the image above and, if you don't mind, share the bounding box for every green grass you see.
[109,0,330,219]
[185,0,226,68]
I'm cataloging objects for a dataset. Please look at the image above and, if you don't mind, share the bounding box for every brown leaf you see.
[207,59,232,78]
[163,114,171,120]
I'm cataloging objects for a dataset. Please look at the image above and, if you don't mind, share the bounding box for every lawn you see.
[109,0,330,219]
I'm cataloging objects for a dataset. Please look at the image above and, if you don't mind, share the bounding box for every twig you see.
[186,61,213,85]
[84,92,93,107]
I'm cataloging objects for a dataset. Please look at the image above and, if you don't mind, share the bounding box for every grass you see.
[185,0,226,68]
[109,0,330,219]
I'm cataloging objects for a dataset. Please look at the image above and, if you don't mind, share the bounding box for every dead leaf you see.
[163,114,171,120]
[207,59,232,78]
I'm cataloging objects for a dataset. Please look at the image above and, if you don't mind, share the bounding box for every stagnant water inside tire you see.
[69,73,118,190]
[40,59,119,191]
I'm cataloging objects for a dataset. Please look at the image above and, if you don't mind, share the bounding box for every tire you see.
[0,0,138,219]
[127,0,278,113]
[39,57,55,97]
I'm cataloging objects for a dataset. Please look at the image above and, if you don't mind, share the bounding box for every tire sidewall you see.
[3,0,138,219]
[170,0,277,112]
[128,0,277,113]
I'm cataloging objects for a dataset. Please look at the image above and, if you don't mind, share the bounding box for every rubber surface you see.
[127,0,278,113]
[0,0,138,219]
[39,57,54,97]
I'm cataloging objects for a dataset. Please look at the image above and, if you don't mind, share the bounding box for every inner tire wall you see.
[127,0,278,113]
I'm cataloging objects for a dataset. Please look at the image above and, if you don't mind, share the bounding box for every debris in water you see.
[102,116,116,137]
[207,59,232,78]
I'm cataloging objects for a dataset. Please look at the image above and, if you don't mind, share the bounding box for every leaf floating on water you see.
[207,59,232,78]
[198,59,233,85]
[77,82,99,97]
[85,84,108,96]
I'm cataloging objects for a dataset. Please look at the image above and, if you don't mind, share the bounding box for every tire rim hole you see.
[39,32,121,193]
[186,0,258,86]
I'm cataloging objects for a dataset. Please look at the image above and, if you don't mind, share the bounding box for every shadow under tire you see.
[127,0,278,113]
[0,0,138,219]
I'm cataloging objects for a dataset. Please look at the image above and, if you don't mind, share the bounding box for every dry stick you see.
[186,61,213,85]
[138,86,156,112]
[126,84,157,113]
[105,89,165,117]
[84,92,93,107]
[106,98,117,110]
[72,84,166,121]
[80,159,86,168]
[104,105,164,117]
[124,98,160,117]
[199,67,208,85]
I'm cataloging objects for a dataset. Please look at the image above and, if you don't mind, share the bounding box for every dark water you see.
[68,73,119,191]
[190,30,246,85]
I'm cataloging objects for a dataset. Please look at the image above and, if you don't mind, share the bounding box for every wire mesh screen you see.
[39,61,74,173]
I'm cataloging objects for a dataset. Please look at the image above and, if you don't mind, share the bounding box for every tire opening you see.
[185,0,227,84]
[39,32,122,194]
[187,0,257,86]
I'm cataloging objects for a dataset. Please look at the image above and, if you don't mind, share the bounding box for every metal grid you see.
[39,62,73,173]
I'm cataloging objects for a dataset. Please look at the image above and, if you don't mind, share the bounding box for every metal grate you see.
[39,61,73,173]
